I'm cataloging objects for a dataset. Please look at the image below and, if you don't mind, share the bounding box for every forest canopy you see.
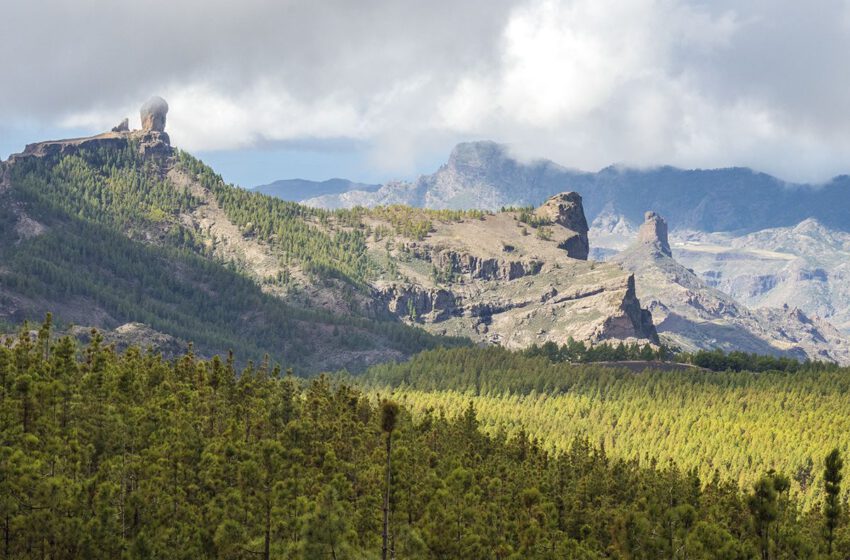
[2,321,849,559]
[362,346,850,509]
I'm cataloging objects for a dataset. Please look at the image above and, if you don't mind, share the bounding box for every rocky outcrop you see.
[433,250,542,281]
[112,118,129,132]
[5,98,173,164]
[602,275,657,339]
[366,201,658,347]
[637,211,671,256]
[612,213,850,363]
[535,192,589,259]
[373,284,457,322]
[141,96,169,132]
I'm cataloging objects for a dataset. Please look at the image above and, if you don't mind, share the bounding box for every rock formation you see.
[365,196,658,346]
[612,212,850,363]
[140,96,169,132]
[534,192,590,259]
[637,211,671,256]
[111,118,129,132]
[6,97,173,162]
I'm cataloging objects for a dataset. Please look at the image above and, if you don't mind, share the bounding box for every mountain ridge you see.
[611,212,850,362]
[297,140,850,233]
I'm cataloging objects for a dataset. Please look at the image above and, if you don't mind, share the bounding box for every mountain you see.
[303,140,850,233]
[671,220,850,333]
[0,106,661,369]
[252,177,380,201]
[0,123,456,372]
[610,212,850,362]
[365,192,657,347]
[297,140,850,341]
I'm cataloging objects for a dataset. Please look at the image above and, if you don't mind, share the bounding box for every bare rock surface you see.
[612,212,850,363]
[637,211,671,256]
[140,96,169,132]
[365,196,658,347]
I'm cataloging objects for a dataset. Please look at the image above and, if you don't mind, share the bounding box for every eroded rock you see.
[535,192,590,259]
[637,211,671,257]
[112,118,129,132]
[140,96,169,132]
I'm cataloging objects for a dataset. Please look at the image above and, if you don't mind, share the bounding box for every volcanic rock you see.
[140,96,169,132]
[637,211,671,256]
[534,192,590,259]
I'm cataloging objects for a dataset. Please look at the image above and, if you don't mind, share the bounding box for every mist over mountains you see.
[272,141,850,234]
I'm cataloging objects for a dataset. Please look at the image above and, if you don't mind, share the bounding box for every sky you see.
[3,0,850,187]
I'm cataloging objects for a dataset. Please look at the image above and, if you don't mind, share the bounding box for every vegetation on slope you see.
[1,146,462,369]
[177,152,490,283]
[2,324,848,559]
[362,346,850,508]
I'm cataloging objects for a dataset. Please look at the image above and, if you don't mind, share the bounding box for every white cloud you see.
[5,0,850,182]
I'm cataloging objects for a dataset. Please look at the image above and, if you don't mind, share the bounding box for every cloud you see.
[3,0,850,182]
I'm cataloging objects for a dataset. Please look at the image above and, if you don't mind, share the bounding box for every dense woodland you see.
[1,321,849,559]
[4,142,850,558]
[363,346,850,509]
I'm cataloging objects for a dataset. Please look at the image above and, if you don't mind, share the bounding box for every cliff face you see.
[8,129,172,163]
[534,192,590,259]
[636,211,671,256]
[366,194,658,347]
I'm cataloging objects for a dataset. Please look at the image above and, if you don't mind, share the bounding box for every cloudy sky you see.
[3,0,850,186]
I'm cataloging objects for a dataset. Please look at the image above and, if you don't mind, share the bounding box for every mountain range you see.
[256,140,850,359]
[289,141,850,234]
[253,177,380,201]
[4,120,849,367]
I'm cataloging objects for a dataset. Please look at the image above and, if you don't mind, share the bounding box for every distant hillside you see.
[0,133,458,371]
[253,177,379,201]
[303,140,850,233]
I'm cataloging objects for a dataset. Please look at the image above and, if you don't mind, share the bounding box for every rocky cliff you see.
[7,97,172,165]
[612,212,850,363]
[365,193,657,347]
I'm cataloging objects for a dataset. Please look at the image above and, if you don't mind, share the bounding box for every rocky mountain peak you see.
[7,97,173,163]
[535,192,590,259]
[637,211,671,257]
[446,141,506,170]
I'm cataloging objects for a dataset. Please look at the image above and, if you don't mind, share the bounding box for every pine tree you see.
[381,400,400,560]
[824,448,843,555]
[748,476,777,560]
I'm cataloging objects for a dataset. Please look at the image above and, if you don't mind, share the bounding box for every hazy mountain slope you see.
[304,140,850,233]
[671,220,850,333]
[611,213,850,363]
[591,214,850,335]
[253,177,379,201]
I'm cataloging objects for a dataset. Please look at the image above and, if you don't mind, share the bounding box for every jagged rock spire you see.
[637,211,671,256]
